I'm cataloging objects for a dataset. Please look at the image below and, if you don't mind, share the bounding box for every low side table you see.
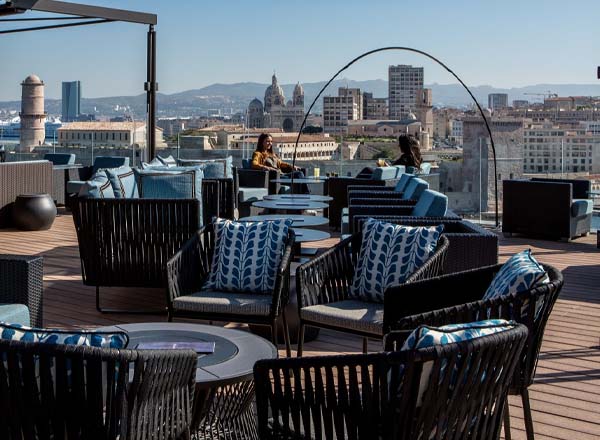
[99,322,277,440]
[12,194,57,231]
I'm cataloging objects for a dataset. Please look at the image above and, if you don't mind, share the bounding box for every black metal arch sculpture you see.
[291,46,499,226]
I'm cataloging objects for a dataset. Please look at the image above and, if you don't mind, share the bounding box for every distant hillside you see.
[2,80,600,118]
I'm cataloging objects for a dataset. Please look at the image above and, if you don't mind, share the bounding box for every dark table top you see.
[263,194,333,202]
[98,322,277,387]
[293,228,331,243]
[252,199,328,210]
[52,164,83,170]
[270,177,328,184]
[239,214,329,227]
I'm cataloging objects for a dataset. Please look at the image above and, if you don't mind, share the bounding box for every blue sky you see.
[1,0,598,100]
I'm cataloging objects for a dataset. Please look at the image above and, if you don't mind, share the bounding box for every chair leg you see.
[95,286,101,313]
[503,398,512,440]
[521,389,535,440]
[362,337,368,354]
[281,311,292,358]
[271,321,279,352]
[297,323,305,357]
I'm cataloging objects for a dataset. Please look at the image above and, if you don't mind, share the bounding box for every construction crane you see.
[523,91,558,100]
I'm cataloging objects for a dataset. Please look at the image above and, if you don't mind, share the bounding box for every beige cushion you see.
[300,299,383,335]
[173,290,272,316]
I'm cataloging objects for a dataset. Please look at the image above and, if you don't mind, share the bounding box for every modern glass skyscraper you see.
[61,81,81,122]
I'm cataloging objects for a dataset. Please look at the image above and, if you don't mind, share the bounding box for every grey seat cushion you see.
[571,199,593,217]
[173,290,272,316]
[300,299,383,335]
[238,187,268,203]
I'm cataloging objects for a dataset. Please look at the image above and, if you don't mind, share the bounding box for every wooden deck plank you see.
[1,214,599,439]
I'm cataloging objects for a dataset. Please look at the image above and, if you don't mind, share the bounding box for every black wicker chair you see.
[327,177,386,229]
[0,339,197,440]
[254,324,528,440]
[72,198,201,313]
[384,263,564,440]
[296,233,449,356]
[0,254,44,327]
[166,224,296,357]
[353,216,498,274]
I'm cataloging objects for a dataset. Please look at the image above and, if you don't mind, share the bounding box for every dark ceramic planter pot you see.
[12,193,57,231]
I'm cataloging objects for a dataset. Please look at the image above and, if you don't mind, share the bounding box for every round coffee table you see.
[239,214,329,227]
[252,199,328,211]
[263,194,333,202]
[98,322,276,439]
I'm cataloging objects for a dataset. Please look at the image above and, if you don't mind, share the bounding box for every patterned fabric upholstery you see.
[78,171,115,198]
[402,177,429,200]
[178,156,233,178]
[156,155,177,167]
[43,153,75,165]
[0,304,30,326]
[203,218,292,294]
[571,199,593,217]
[238,187,268,203]
[140,157,166,169]
[92,156,129,173]
[0,322,128,348]
[350,219,444,303]
[173,290,272,316]
[300,300,383,335]
[401,319,515,350]
[105,166,139,198]
[394,173,415,192]
[411,189,448,217]
[483,249,548,300]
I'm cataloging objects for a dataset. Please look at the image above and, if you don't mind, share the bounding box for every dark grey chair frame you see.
[166,224,296,357]
[0,254,44,327]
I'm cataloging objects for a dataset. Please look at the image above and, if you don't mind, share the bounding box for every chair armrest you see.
[348,205,415,234]
[383,264,500,331]
[347,185,396,195]
[348,196,417,206]
[296,235,354,308]
[166,226,214,305]
[237,169,269,188]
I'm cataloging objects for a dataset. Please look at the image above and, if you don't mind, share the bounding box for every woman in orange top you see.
[251,133,309,193]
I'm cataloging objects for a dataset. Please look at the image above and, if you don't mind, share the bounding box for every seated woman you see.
[251,133,309,193]
[356,134,423,178]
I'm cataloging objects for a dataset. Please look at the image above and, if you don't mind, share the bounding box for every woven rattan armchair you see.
[0,254,44,327]
[72,197,201,314]
[295,233,449,356]
[254,324,528,440]
[327,177,386,229]
[353,216,498,274]
[384,263,563,440]
[166,224,296,357]
[0,339,197,440]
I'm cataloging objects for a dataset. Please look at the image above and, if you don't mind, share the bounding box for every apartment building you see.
[388,65,423,120]
[323,96,359,134]
[362,92,388,120]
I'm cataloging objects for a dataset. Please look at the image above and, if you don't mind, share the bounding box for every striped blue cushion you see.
[0,322,129,348]
[105,166,139,198]
[203,218,292,294]
[78,171,115,199]
[349,218,443,303]
[483,249,548,300]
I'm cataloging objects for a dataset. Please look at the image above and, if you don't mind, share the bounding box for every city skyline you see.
[1,0,599,101]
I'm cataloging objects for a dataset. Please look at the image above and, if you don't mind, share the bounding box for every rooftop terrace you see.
[0,212,598,439]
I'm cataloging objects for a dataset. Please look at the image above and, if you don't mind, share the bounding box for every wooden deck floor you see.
[0,211,599,439]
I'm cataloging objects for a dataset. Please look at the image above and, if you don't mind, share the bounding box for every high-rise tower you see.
[19,74,46,151]
[62,81,81,122]
[388,65,424,120]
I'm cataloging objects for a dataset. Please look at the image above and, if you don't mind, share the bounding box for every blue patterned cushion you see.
[483,249,548,300]
[178,156,233,178]
[401,319,515,350]
[349,218,444,303]
[78,171,115,198]
[203,218,292,294]
[0,322,129,348]
[105,166,139,198]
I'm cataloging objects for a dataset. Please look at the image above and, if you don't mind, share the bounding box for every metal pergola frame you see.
[0,0,158,159]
